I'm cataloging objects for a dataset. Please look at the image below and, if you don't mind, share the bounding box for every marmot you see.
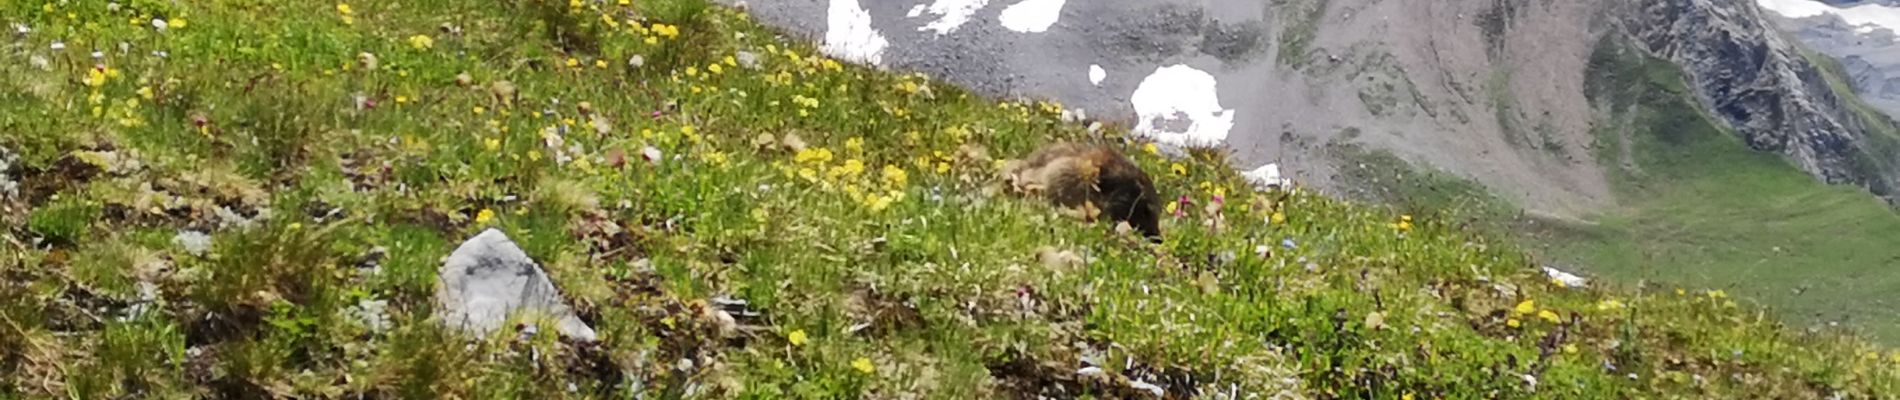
[1005,143,1162,240]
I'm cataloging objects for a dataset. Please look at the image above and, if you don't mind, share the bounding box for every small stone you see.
[736,51,760,69]
[1244,163,1292,189]
[435,229,597,341]
[628,55,646,68]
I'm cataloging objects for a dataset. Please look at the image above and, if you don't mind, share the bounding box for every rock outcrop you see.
[437,229,597,341]
[1624,0,1900,197]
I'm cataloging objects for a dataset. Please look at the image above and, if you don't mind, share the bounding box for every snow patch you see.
[823,0,890,65]
[911,0,990,35]
[1088,64,1105,85]
[1130,65,1234,147]
[999,0,1064,33]
[1759,0,1900,34]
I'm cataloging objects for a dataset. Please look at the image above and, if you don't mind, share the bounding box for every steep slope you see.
[1626,0,1900,198]
[739,0,1622,218]
[4,0,1899,398]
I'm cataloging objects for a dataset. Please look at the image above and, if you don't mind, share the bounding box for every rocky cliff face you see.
[1762,2,1900,121]
[1624,0,1900,197]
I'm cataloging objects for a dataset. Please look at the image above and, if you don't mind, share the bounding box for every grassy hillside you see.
[1523,37,1900,342]
[2,1,1897,398]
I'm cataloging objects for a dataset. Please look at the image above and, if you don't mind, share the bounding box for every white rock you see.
[1128,380,1165,397]
[435,229,597,341]
[1243,163,1292,189]
[1088,64,1106,85]
[1542,266,1588,288]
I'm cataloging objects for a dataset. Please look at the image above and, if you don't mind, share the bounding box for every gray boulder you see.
[436,229,597,341]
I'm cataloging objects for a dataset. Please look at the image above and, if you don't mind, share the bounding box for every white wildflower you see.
[173,230,212,257]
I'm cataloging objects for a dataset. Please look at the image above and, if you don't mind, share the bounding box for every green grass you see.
[1,1,1897,398]
[1529,36,1900,342]
[1273,0,1331,69]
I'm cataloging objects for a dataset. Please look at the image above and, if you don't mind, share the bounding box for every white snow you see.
[998,0,1064,33]
[1088,64,1105,85]
[1130,65,1234,147]
[1244,163,1292,189]
[823,0,890,66]
[1759,0,1900,34]
[911,0,990,35]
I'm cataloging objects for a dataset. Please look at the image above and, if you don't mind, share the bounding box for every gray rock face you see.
[436,229,596,341]
[1767,9,1900,119]
[1626,0,1900,197]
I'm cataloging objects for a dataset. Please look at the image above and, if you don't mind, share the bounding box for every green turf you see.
[0,1,1895,398]
[1529,36,1900,341]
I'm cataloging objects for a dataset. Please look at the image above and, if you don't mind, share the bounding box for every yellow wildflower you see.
[852,357,875,374]
[724,55,738,66]
[1514,300,1536,315]
[882,165,908,187]
[936,162,951,174]
[1707,289,1727,299]
[866,193,893,212]
[472,106,486,115]
[1270,212,1286,224]
[1506,318,1521,328]
[1597,299,1626,311]
[708,63,724,74]
[409,34,434,50]
[1165,201,1179,216]
[702,151,730,167]
[1171,163,1188,176]
[686,66,699,77]
[1537,309,1561,323]
[1563,344,1579,354]
[136,86,154,99]
[845,137,865,153]
[484,138,502,151]
[474,208,496,224]
[788,330,808,347]
[336,3,353,14]
[170,17,187,29]
[839,159,866,177]
[86,68,108,87]
[566,58,581,68]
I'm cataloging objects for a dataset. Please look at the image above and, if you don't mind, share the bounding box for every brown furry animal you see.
[1004,143,1162,240]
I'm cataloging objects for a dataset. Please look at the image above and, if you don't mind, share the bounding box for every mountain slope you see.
[3,0,1897,398]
